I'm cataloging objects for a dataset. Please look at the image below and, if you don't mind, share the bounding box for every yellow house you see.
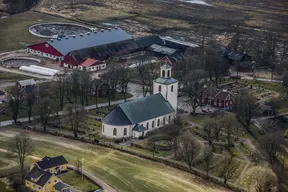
[25,166,67,192]
[33,156,68,174]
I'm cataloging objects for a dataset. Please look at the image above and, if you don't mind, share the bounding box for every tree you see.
[24,91,36,123]
[183,69,206,115]
[203,118,216,147]
[8,86,24,123]
[219,155,239,184]
[9,132,33,183]
[203,147,213,177]
[233,93,257,133]
[118,67,134,101]
[136,60,158,97]
[243,166,277,192]
[259,132,284,165]
[176,134,201,169]
[35,97,55,132]
[205,40,228,85]
[283,72,288,98]
[219,114,237,147]
[54,72,67,111]
[66,104,86,138]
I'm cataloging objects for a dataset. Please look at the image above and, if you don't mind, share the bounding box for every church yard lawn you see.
[0,181,11,192]
[59,171,100,192]
[0,130,229,192]
[189,114,211,125]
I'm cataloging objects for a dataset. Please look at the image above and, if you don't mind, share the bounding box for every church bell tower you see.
[153,64,178,111]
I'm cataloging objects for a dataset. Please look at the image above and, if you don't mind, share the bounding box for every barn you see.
[27,27,137,69]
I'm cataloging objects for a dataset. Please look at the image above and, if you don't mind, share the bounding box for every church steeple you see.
[153,64,178,111]
[160,64,172,78]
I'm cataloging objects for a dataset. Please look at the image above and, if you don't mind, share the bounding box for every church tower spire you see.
[153,64,178,111]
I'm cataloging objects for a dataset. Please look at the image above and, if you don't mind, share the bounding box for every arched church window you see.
[162,70,165,77]
[171,85,174,92]
[157,119,160,127]
[102,125,104,133]
[152,121,155,128]
[113,128,117,136]
[168,115,171,122]
[146,122,149,129]
[123,128,127,136]
[163,117,166,124]
[167,70,170,77]
[158,85,161,92]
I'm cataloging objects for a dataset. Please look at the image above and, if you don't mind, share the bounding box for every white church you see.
[102,64,178,138]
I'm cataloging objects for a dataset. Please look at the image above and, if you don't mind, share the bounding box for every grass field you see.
[0,129,228,192]
[0,71,36,82]
[59,171,99,192]
[0,181,11,192]
[0,11,73,52]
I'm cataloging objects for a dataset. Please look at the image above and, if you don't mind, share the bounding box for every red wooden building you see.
[201,87,234,108]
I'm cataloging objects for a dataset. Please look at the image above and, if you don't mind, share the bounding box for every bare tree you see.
[55,72,67,111]
[136,60,158,97]
[203,147,213,177]
[183,69,206,115]
[66,104,86,138]
[8,86,24,123]
[219,155,239,184]
[176,133,201,169]
[24,92,36,123]
[259,132,284,165]
[118,67,134,101]
[35,97,55,132]
[219,114,237,147]
[233,93,257,133]
[203,118,216,147]
[244,166,277,192]
[283,72,288,98]
[9,132,33,183]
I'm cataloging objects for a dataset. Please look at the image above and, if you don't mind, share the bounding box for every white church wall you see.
[153,82,178,110]
[102,112,175,138]
[102,123,132,139]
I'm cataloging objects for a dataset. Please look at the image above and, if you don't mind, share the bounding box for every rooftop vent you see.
[115,26,118,29]
[65,36,68,39]
[73,35,76,38]
[101,29,104,32]
[108,28,111,31]
[80,33,83,36]
[50,39,54,42]
[94,30,98,33]
[87,32,90,35]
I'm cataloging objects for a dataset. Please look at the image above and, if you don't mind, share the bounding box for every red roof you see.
[80,58,105,67]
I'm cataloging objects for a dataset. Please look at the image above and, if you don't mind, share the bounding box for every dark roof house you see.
[36,156,68,170]
[25,167,53,187]
[102,93,175,126]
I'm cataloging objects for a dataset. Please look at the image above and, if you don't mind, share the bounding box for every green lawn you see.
[0,71,38,82]
[0,131,228,192]
[0,181,11,192]
[0,11,73,52]
[189,115,210,125]
[59,171,99,192]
